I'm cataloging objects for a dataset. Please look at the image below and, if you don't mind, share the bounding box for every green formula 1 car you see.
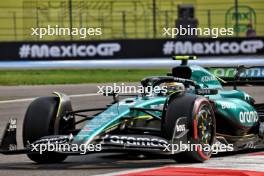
[1,56,264,163]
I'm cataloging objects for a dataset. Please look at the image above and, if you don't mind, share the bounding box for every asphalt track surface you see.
[0,84,263,176]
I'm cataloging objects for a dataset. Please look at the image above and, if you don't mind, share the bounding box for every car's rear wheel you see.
[163,94,216,162]
[23,96,74,164]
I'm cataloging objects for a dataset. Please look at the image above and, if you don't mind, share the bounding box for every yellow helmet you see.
[165,82,185,95]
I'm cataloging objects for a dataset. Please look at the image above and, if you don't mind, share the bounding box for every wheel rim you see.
[197,104,214,154]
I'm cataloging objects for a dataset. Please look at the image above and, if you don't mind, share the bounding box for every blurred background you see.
[0,0,263,85]
[0,0,263,41]
[0,2,264,176]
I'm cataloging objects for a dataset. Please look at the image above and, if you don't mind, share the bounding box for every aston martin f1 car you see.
[1,56,264,163]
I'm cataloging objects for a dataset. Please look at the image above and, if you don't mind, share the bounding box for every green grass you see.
[0,69,168,85]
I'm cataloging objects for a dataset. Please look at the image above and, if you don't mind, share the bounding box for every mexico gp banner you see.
[0,37,263,60]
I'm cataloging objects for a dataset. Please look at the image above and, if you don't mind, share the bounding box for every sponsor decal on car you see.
[174,117,186,133]
[102,134,168,147]
[220,102,237,109]
[201,76,217,82]
[239,111,258,123]
[150,104,164,110]
[208,67,264,78]
[176,124,186,132]
[244,93,251,101]
[172,117,188,140]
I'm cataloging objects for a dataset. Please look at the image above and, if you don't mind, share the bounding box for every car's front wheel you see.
[23,96,74,164]
[163,94,216,162]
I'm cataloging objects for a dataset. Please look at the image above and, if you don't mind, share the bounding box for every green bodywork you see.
[73,97,166,145]
[73,65,258,145]
[190,65,258,128]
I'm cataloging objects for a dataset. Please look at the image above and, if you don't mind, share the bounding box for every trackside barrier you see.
[0,57,263,69]
[0,37,263,60]
[0,57,263,84]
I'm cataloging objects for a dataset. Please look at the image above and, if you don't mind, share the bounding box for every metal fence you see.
[0,0,263,41]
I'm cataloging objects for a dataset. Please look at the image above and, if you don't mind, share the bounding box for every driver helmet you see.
[165,82,185,95]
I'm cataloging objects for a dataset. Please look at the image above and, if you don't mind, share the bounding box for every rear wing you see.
[208,66,264,85]
[172,55,264,85]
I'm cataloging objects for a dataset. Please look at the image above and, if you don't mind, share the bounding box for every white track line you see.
[0,98,35,104]
[69,93,98,98]
[0,93,99,104]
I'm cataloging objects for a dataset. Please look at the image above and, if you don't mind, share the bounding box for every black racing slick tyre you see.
[23,97,72,164]
[163,94,216,163]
